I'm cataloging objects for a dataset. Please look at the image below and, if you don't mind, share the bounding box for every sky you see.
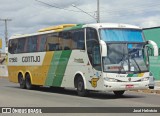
[0,0,160,52]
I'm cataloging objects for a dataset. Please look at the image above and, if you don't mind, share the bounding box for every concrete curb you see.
[131,88,160,94]
[138,89,160,94]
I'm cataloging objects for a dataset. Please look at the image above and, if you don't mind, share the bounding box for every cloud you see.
[0,0,160,52]
[135,15,160,28]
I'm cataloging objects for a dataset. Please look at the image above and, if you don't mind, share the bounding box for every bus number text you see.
[9,57,18,63]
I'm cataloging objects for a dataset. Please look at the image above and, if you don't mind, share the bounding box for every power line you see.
[72,4,97,22]
[70,0,79,5]
[47,0,79,8]
[35,0,160,22]
[35,0,100,22]
[35,0,93,13]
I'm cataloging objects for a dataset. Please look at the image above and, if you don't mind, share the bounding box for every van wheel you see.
[18,74,26,89]
[25,74,33,90]
[77,77,88,97]
[113,91,125,97]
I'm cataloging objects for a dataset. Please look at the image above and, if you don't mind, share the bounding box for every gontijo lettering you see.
[22,56,40,62]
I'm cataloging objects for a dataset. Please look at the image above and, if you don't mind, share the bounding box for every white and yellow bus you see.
[8,23,159,97]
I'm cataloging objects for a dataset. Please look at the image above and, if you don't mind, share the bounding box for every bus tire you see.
[149,86,154,89]
[77,77,88,97]
[25,74,33,90]
[18,73,26,89]
[113,91,125,97]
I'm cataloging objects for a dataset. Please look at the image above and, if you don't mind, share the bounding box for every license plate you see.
[126,84,134,88]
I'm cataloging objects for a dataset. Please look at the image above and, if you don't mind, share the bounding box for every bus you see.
[8,23,159,97]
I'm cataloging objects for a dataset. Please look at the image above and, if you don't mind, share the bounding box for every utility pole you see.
[0,18,12,47]
[97,0,100,23]
[72,4,97,22]
[73,0,100,23]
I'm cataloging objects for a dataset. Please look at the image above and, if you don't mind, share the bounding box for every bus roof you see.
[38,24,76,32]
[83,23,141,30]
[9,23,141,40]
[9,30,56,40]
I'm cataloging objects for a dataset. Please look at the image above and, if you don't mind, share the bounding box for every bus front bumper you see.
[103,81,150,91]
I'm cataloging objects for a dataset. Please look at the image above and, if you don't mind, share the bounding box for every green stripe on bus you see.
[127,74,134,77]
[45,51,62,86]
[64,24,84,31]
[52,50,72,86]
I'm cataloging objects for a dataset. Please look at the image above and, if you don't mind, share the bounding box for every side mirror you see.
[147,40,159,56]
[100,40,107,57]
[145,46,153,56]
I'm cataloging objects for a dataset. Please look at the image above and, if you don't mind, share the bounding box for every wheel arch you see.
[17,71,25,82]
[74,71,87,89]
[24,71,33,84]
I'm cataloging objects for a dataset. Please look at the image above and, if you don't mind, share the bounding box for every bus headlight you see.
[104,77,118,82]
[141,77,149,81]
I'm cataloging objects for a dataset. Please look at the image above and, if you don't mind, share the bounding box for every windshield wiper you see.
[129,49,142,73]
[130,57,141,73]
[118,47,127,73]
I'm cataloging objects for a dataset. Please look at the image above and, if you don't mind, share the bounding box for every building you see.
[143,27,160,80]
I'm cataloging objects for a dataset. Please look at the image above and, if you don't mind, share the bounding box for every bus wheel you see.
[25,74,33,90]
[77,77,88,97]
[18,74,26,89]
[113,91,125,97]
[149,86,154,89]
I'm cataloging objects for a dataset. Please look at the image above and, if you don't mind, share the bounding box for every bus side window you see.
[46,33,60,51]
[92,45,101,70]
[61,31,72,50]
[17,38,26,53]
[38,35,46,52]
[86,27,101,71]
[8,39,18,54]
[72,29,85,50]
[27,36,38,53]
[8,40,12,53]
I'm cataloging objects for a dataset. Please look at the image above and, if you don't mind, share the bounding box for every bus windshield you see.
[100,28,144,42]
[102,43,148,73]
[99,28,148,73]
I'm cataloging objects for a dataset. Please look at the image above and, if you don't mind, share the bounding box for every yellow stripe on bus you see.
[41,52,54,85]
[138,73,144,77]
[38,24,76,32]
